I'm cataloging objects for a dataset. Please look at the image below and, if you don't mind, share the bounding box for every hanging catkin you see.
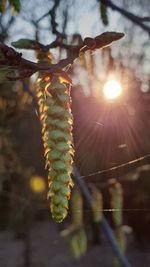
[109,182,123,227]
[109,182,126,267]
[90,185,103,223]
[37,50,74,222]
[70,188,87,260]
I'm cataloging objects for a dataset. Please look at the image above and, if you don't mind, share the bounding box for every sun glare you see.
[103,80,122,100]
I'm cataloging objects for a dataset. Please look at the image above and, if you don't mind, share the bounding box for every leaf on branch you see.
[95,32,124,48]
[83,32,124,52]
[12,39,43,50]
[95,31,124,48]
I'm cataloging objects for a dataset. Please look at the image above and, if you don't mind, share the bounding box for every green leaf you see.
[12,39,41,50]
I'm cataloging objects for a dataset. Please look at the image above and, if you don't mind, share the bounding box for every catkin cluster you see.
[90,185,103,223]
[37,52,74,223]
[70,189,87,260]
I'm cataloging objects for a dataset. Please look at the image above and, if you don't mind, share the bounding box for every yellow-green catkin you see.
[70,188,87,260]
[37,50,74,223]
[61,188,87,260]
[109,182,123,227]
[109,182,126,267]
[90,185,103,223]
[71,188,83,227]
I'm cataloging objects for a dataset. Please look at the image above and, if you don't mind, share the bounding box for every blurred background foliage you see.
[0,0,150,266]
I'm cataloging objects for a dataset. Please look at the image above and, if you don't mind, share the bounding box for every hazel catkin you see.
[37,51,74,222]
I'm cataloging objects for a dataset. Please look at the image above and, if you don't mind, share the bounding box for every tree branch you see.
[99,0,150,35]
[0,32,124,82]
[138,16,150,22]
[36,0,66,38]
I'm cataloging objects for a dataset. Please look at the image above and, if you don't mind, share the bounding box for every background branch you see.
[99,0,150,35]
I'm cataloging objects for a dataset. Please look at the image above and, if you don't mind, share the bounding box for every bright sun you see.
[103,80,122,100]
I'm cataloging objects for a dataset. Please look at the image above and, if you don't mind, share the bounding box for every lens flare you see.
[103,80,122,99]
[30,176,46,193]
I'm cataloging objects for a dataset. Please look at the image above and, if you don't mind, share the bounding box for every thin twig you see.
[36,0,65,38]
[36,11,50,23]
